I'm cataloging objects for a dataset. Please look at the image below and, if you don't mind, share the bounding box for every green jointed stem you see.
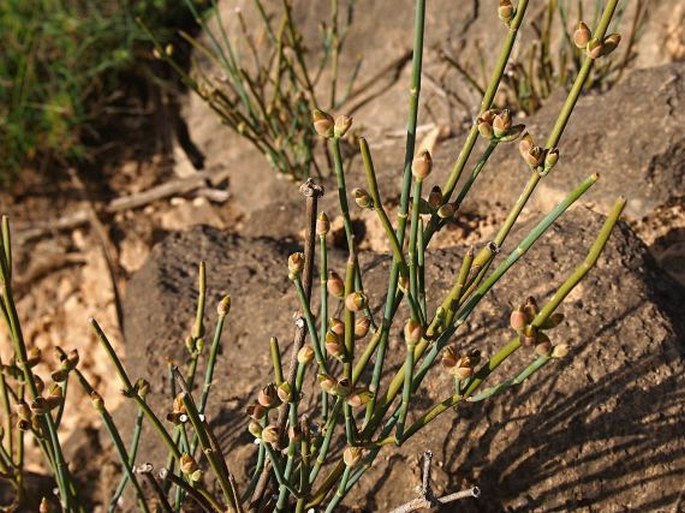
[467,354,552,402]
[396,339,415,440]
[492,0,620,250]
[192,262,206,339]
[373,173,597,430]
[73,369,150,513]
[399,196,625,442]
[199,305,229,414]
[109,407,145,512]
[320,231,330,421]
[408,177,423,321]
[343,254,357,445]
[293,277,328,373]
[438,0,530,206]
[173,368,236,511]
[270,336,284,386]
[91,320,181,460]
[324,466,352,513]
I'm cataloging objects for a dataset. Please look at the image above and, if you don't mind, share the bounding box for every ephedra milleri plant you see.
[146,0,358,180]
[0,0,627,511]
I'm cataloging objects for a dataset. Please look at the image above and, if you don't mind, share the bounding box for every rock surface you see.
[110,205,684,512]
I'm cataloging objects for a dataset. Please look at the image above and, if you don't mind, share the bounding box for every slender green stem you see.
[199,305,229,414]
[173,368,236,511]
[72,368,149,513]
[324,466,352,513]
[319,231,330,421]
[435,0,530,214]
[408,177,423,320]
[108,407,145,513]
[293,277,327,373]
[270,336,284,386]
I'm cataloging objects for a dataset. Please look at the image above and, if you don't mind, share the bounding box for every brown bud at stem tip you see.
[312,109,334,138]
[180,454,199,476]
[354,317,371,339]
[261,425,279,446]
[498,0,514,24]
[330,317,345,336]
[492,109,512,138]
[316,212,330,236]
[510,307,526,331]
[343,446,363,467]
[27,348,41,367]
[325,331,345,359]
[297,346,314,365]
[327,271,344,298]
[544,148,559,172]
[552,344,569,358]
[257,384,280,408]
[345,292,368,312]
[437,203,455,219]
[319,374,337,394]
[411,150,432,180]
[248,421,263,438]
[334,115,353,138]
[288,252,305,280]
[404,319,423,345]
[428,185,443,209]
[573,22,591,49]
[247,402,267,420]
[441,346,458,368]
[217,295,231,317]
[353,188,373,209]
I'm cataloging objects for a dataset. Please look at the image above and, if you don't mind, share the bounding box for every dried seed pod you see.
[14,401,31,422]
[535,333,553,356]
[411,150,432,180]
[297,346,315,365]
[288,252,305,280]
[90,392,105,412]
[523,296,539,322]
[602,33,621,56]
[325,331,345,360]
[343,446,363,467]
[257,384,280,408]
[403,319,423,346]
[27,348,42,367]
[353,188,373,209]
[492,109,512,138]
[217,295,232,317]
[318,374,337,394]
[552,344,569,359]
[573,22,591,49]
[329,317,345,336]
[334,115,353,138]
[277,382,292,403]
[510,307,527,331]
[522,145,545,168]
[261,425,280,446]
[428,185,443,209]
[312,109,334,138]
[519,132,534,156]
[437,203,456,219]
[498,0,514,24]
[354,317,371,339]
[441,346,458,368]
[248,421,263,439]
[345,292,368,312]
[346,390,373,408]
[180,453,199,476]
[316,212,330,236]
[336,378,352,396]
[327,271,345,298]
[246,402,267,421]
[544,148,560,173]
[477,110,496,139]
